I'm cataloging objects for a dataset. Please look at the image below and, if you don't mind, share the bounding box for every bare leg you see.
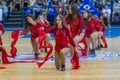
[31,38,40,59]
[74,33,84,47]
[90,32,98,49]
[54,51,61,70]
[69,45,74,57]
[86,37,91,51]
[60,48,70,71]
[46,33,50,46]
[98,32,103,46]
[44,33,50,53]
[60,48,70,65]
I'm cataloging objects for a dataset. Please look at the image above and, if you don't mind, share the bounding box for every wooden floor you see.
[0,31,120,80]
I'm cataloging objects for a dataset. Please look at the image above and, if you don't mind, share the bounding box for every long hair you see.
[66,4,80,21]
[24,14,36,33]
[54,15,66,28]
[83,10,92,23]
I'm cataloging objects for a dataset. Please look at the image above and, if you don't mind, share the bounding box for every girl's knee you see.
[90,32,98,39]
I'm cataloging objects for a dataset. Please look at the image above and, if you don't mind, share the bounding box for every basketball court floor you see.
[0,26,120,80]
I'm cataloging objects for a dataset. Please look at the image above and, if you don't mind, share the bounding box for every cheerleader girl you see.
[64,4,88,57]
[37,14,51,53]
[64,4,83,46]
[93,16,107,49]
[46,15,76,71]
[20,14,43,59]
[83,10,99,55]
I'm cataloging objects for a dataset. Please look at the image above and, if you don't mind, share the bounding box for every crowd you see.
[0,0,120,24]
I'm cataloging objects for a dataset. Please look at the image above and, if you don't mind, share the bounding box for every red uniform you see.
[38,20,51,33]
[46,27,75,52]
[21,22,42,41]
[95,19,106,32]
[95,18,107,48]
[84,17,97,37]
[0,22,4,45]
[64,15,83,38]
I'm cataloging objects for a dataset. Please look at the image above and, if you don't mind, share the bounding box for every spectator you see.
[29,0,36,7]
[77,0,83,8]
[97,1,104,17]
[0,1,8,19]
[4,0,13,12]
[22,0,29,7]
[56,1,66,16]
[92,1,98,8]
[41,1,48,14]
[15,0,21,11]
[112,1,120,22]
[33,2,41,17]
[52,0,57,6]
[36,0,42,5]
[101,5,111,26]
[9,0,15,13]
[69,0,77,4]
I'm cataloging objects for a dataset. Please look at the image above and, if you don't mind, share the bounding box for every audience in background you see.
[0,0,120,24]
[101,5,111,26]
[112,1,120,22]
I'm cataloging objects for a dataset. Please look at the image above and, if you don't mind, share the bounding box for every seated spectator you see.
[5,0,13,13]
[0,1,8,19]
[41,1,48,14]
[65,0,70,6]
[33,2,41,17]
[9,0,15,13]
[69,0,77,4]
[29,0,36,7]
[56,1,66,16]
[96,1,104,17]
[51,0,57,6]
[101,5,111,27]
[15,0,21,11]
[112,1,120,22]
[36,0,42,5]
[77,0,83,7]
[22,0,29,7]
[91,0,98,8]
